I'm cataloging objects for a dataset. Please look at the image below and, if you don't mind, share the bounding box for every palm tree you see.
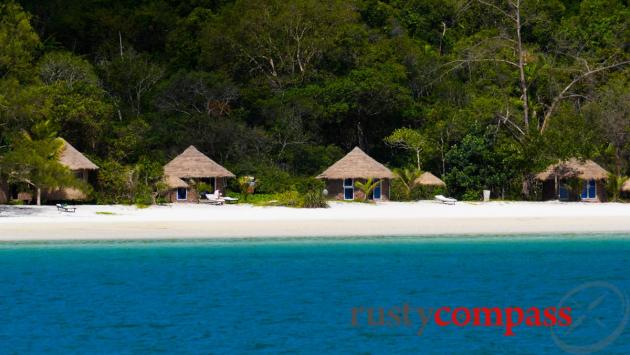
[608,173,629,202]
[393,167,422,200]
[354,178,380,202]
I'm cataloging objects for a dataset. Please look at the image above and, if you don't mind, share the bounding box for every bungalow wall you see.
[593,180,607,202]
[541,179,606,202]
[166,177,229,203]
[165,187,199,203]
[42,169,93,202]
[324,178,390,201]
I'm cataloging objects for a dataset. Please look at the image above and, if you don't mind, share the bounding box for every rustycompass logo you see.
[350,281,629,351]
[351,304,572,336]
[551,281,630,354]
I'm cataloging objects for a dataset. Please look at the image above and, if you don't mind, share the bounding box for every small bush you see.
[196,182,213,195]
[412,185,446,200]
[276,190,301,207]
[294,177,325,194]
[254,166,293,194]
[300,190,329,208]
[390,180,446,201]
[390,179,411,201]
[462,190,481,201]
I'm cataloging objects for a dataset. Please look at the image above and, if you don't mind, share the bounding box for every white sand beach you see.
[2,201,630,241]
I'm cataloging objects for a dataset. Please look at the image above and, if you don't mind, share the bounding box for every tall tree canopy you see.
[0,0,628,201]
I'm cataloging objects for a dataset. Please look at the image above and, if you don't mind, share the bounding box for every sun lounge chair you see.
[222,196,239,203]
[204,191,225,205]
[56,203,77,213]
[434,195,457,205]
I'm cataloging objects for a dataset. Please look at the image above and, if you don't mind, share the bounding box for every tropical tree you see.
[392,167,422,200]
[587,74,630,176]
[0,123,84,205]
[354,178,379,202]
[0,1,40,80]
[384,128,430,170]
[440,0,630,138]
[607,174,629,202]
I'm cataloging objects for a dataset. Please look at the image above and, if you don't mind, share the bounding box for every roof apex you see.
[57,138,99,170]
[164,146,235,178]
[316,146,393,179]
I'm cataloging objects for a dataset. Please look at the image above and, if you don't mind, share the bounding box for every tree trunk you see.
[36,188,41,206]
[416,150,421,171]
[514,1,529,130]
[440,134,446,177]
[615,149,622,176]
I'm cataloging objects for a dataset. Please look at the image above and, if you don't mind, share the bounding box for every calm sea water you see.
[0,235,629,354]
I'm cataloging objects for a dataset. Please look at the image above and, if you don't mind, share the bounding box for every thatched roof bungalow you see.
[58,138,99,171]
[535,158,609,202]
[621,179,630,193]
[415,172,446,187]
[43,138,99,202]
[163,146,235,202]
[316,147,393,201]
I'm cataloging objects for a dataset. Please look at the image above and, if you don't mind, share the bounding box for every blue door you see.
[559,184,569,201]
[343,179,354,200]
[371,179,381,200]
[581,179,596,199]
[177,187,188,200]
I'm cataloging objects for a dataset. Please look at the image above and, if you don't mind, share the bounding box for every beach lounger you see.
[222,196,239,203]
[204,191,225,205]
[56,204,77,213]
[434,195,457,205]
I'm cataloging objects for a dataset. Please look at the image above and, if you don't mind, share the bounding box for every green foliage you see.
[392,167,422,200]
[250,165,293,194]
[293,177,325,194]
[196,182,213,195]
[98,49,164,116]
[385,128,430,170]
[390,177,445,201]
[38,52,99,88]
[300,190,329,208]
[0,128,85,205]
[275,190,301,207]
[236,176,255,201]
[607,174,629,202]
[0,1,40,80]
[95,157,165,205]
[1,0,629,206]
[414,185,446,200]
[390,178,411,201]
[227,188,327,208]
[354,178,379,202]
[444,130,524,200]
[95,159,134,204]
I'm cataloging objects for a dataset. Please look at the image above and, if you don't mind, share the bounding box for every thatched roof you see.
[164,175,188,188]
[58,138,99,170]
[535,158,609,181]
[415,172,446,186]
[622,179,630,192]
[316,147,394,179]
[164,146,235,178]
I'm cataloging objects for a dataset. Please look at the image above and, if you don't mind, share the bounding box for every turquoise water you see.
[0,235,629,353]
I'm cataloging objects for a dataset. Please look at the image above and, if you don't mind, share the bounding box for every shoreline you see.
[2,201,630,241]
